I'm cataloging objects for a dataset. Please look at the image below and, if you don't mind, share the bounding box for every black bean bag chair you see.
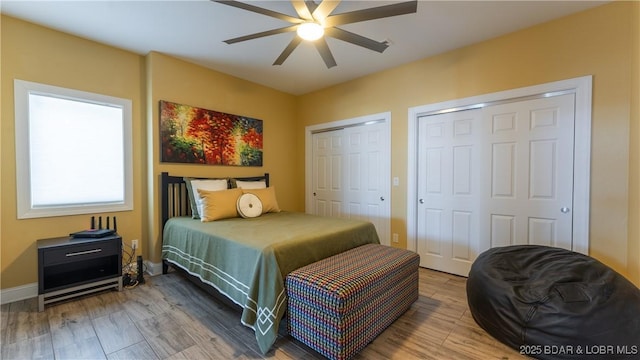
[467,245,640,359]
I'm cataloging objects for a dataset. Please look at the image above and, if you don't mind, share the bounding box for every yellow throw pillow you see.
[186,178,229,219]
[197,188,242,222]
[242,187,281,213]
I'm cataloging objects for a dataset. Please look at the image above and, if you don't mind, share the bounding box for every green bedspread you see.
[161,211,380,354]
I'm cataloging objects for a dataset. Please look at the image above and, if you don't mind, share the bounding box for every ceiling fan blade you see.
[324,0,417,27]
[304,0,318,14]
[214,0,303,24]
[273,36,303,65]
[314,38,337,68]
[291,0,313,20]
[224,25,298,44]
[312,0,341,22]
[325,27,388,53]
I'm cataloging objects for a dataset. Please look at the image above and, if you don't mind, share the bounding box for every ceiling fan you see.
[214,0,418,68]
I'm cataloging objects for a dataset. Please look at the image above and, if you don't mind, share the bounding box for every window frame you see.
[14,79,133,219]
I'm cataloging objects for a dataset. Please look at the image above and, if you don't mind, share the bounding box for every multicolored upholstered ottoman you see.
[285,244,420,360]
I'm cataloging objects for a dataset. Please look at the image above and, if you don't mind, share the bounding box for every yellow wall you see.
[629,1,640,285]
[0,17,300,290]
[144,52,300,263]
[1,1,639,290]
[297,1,639,284]
[1,16,145,289]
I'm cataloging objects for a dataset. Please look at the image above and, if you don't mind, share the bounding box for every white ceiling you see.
[1,0,606,95]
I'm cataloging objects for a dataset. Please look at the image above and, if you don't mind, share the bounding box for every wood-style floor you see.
[1,268,528,359]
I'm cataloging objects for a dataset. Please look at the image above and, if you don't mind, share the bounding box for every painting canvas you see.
[160,100,263,166]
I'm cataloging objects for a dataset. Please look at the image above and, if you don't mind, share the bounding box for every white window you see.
[14,79,133,219]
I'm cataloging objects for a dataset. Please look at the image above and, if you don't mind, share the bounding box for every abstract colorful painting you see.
[160,100,263,166]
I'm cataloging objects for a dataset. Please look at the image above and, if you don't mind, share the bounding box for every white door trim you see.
[407,76,592,255]
[305,112,391,212]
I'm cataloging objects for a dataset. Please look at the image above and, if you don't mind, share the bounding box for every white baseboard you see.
[145,261,163,276]
[0,282,38,305]
[1,262,161,306]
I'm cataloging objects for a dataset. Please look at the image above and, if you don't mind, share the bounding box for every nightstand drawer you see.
[42,239,120,266]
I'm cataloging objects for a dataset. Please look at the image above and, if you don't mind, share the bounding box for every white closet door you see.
[312,130,344,217]
[311,122,391,245]
[417,109,483,276]
[344,123,390,245]
[481,94,575,251]
[417,94,575,276]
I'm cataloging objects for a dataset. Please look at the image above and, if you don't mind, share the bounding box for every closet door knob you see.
[380,196,385,201]
[419,199,424,204]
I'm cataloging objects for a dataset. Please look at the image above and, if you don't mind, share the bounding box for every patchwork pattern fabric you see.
[286,244,420,360]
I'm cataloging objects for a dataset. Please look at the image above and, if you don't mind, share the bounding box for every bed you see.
[160,172,380,354]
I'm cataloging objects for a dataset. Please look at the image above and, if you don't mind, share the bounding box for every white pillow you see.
[236,193,263,218]
[235,180,267,189]
[190,179,228,217]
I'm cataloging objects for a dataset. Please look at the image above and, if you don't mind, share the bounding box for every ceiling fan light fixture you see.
[297,22,324,41]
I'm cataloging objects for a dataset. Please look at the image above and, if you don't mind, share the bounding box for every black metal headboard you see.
[160,172,270,229]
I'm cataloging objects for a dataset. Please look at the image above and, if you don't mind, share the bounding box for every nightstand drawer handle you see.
[66,249,102,257]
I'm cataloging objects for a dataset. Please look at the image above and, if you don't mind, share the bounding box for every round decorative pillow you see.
[467,245,640,360]
[236,193,263,218]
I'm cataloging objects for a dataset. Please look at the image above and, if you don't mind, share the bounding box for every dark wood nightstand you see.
[37,234,122,311]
